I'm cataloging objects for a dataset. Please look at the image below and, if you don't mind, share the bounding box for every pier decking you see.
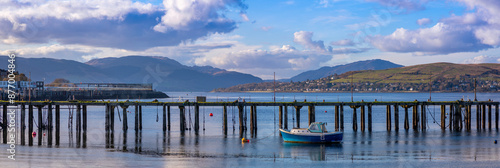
[0,100,499,148]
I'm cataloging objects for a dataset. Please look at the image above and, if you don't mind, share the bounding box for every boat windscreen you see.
[308,124,322,133]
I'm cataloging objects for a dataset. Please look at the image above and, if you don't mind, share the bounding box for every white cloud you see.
[463,55,500,64]
[293,31,326,52]
[0,0,246,50]
[417,18,432,26]
[331,39,355,46]
[153,0,247,32]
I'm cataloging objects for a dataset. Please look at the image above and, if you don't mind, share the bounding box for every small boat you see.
[279,122,343,143]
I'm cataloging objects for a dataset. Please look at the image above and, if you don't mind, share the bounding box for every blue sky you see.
[1,0,499,79]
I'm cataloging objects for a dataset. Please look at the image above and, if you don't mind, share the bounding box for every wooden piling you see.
[179,106,185,132]
[449,105,453,131]
[413,105,418,130]
[167,106,171,131]
[368,105,372,132]
[55,105,60,146]
[223,105,227,135]
[279,106,283,129]
[488,104,492,130]
[139,105,142,130]
[21,104,25,145]
[250,105,255,135]
[386,105,391,131]
[440,105,445,130]
[29,105,33,146]
[352,107,357,132]
[335,105,339,131]
[105,105,110,148]
[253,105,257,132]
[482,104,486,129]
[361,105,365,132]
[394,104,399,131]
[238,105,244,136]
[340,105,344,131]
[48,104,53,146]
[83,105,87,148]
[76,104,81,148]
[421,104,426,130]
[308,105,315,126]
[453,104,460,131]
[284,105,288,129]
[37,106,42,146]
[295,106,302,128]
[162,105,166,132]
[404,106,409,130]
[122,106,128,131]
[468,105,472,131]
[195,104,199,133]
[110,105,114,148]
[2,105,6,144]
[134,105,138,132]
[476,104,481,131]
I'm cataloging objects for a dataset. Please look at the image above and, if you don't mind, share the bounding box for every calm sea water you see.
[1,92,500,167]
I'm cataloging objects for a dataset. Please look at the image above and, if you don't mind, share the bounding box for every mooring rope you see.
[116,106,122,122]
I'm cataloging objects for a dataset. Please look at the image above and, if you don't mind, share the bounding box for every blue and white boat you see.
[279,122,343,143]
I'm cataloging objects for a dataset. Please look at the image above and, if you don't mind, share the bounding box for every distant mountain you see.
[290,59,403,82]
[0,56,263,91]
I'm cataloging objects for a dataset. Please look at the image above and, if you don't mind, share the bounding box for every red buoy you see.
[32,132,36,138]
[325,110,327,113]
[209,113,213,117]
[43,133,46,136]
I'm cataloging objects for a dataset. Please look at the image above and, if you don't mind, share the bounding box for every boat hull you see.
[279,129,343,143]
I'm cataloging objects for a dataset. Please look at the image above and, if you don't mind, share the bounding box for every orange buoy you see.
[241,138,249,143]
[32,132,36,138]
[209,113,213,117]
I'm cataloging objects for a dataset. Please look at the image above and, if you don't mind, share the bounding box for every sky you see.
[0,0,499,80]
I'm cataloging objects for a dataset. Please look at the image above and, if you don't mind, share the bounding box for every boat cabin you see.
[308,122,328,133]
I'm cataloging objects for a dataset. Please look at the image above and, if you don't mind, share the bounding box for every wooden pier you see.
[0,100,499,148]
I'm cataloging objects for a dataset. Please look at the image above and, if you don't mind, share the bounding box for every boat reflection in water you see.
[283,143,343,161]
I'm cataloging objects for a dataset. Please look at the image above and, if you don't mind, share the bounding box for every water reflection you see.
[283,143,342,161]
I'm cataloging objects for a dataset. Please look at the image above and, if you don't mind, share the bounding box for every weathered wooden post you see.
[223,105,227,135]
[110,105,115,148]
[134,105,138,132]
[251,105,255,135]
[335,105,339,131]
[386,105,391,131]
[29,105,33,146]
[105,104,110,148]
[194,104,200,134]
[440,105,445,130]
[404,106,409,130]
[368,105,372,132]
[2,105,7,144]
[468,105,472,131]
[83,105,87,148]
[121,105,128,131]
[55,105,60,146]
[76,104,81,148]
[449,104,453,131]
[482,104,486,129]
[279,106,283,129]
[361,105,365,132]
[308,105,315,125]
[48,104,53,146]
[21,104,25,145]
[453,104,460,131]
[37,105,42,146]
[238,104,244,137]
[476,104,481,131]
[139,105,142,130]
[253,105,257,133]
[284,105,288,129]
[488,104,492,130]
[179,106,185,133]
[340,105,344,131]
[352,106,357,132]
[167,106,171,131]
[394,104,399,131]
[421,104,426,131]
[162,105,166,132]
[295,106,302,128]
